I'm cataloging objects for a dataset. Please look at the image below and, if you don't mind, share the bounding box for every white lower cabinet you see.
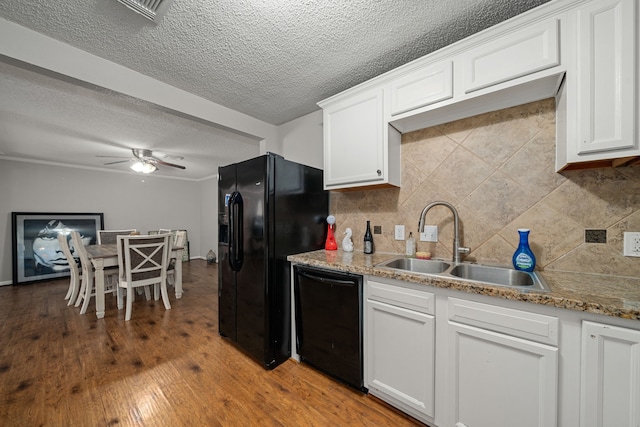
[581,321,640,427]
[446,322,558,427]
[445,298,559,427]
[363,276,640,427]
[365,279,435,424]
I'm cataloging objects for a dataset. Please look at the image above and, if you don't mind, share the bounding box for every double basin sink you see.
[376,257,550,292]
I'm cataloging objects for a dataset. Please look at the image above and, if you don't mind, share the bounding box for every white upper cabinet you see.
[319,86,400,191]
[390,61,453,116]
[318,0,640,189]
[581,321,640,427]
[557,0,639,170]
[462,19,560,93]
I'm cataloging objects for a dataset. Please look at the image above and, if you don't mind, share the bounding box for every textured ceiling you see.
[0,0,551,179]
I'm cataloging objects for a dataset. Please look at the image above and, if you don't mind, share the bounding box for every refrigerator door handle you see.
[228,191,244,272]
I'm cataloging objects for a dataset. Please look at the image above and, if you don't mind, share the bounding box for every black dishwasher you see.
[293,265,365,391]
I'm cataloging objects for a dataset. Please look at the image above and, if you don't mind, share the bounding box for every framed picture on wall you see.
[11,212,104,285]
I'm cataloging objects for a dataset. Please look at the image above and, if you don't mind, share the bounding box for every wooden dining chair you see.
[116,234,172,321]
[97,229,137,244]
[58,233,82,306]
[71,231,118,315]
[167,230,186,289]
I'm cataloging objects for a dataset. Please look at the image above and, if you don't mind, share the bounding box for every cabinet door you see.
[367,299,435,421]
[390,61,453,116]
[463,19,559,93]
[447,322,558,427]
[322,88,386,189]
[581,321,640,427]
[575,0,637,155]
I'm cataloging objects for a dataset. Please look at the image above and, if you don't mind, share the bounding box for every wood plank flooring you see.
[0,260,424,426]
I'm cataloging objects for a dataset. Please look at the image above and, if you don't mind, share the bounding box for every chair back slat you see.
[58,233,81,305]
[57,234,80,273]
[174,230,187,248]
[70,231,91,272]
[98,229,137,244]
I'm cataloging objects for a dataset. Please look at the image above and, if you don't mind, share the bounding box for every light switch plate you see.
[394,225,405,240]
[420,225,438,242]
[623,232,640,257]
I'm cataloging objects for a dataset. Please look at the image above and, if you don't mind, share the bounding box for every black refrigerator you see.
[218,153,329,369]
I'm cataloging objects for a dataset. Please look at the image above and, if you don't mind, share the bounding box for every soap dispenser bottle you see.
[512,228,536,272]
[406,232,415,256]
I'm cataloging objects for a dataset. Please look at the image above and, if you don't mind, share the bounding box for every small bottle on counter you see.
[406,232,415,256]
[364,220,374,254]
[512,228,536,272]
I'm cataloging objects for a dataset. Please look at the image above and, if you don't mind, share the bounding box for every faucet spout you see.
[418,201,469,263]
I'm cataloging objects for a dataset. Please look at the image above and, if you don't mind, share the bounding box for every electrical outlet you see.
[394,225,405,240]
[623,232,640,257]
[420,225,438,242]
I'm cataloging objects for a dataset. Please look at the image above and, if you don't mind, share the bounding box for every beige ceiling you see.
[0,0,550,180]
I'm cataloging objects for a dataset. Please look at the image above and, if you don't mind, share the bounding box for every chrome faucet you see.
[418,201,470,263]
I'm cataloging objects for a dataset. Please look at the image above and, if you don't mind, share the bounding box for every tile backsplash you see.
[330,98,640,277]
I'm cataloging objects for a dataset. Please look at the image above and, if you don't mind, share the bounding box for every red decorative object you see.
[325,215,338,251]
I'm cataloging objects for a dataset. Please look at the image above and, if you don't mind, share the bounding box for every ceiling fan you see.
[98,148,186,173]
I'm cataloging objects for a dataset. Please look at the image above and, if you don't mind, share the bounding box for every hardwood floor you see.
[0,260,424,426]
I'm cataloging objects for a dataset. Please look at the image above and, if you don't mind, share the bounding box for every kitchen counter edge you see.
[288,250,640,321]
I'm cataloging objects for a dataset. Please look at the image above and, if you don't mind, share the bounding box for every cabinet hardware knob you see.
[377,169,381,176]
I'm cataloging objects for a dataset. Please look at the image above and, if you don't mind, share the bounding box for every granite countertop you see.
[288,249,640,321]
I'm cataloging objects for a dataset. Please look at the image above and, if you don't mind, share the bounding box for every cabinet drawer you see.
[390,61,453,115]
[463,19,560,93]
[448,297,558,345]
[368,280,434,315]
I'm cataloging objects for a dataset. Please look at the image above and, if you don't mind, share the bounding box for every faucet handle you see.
[458,246,470,255]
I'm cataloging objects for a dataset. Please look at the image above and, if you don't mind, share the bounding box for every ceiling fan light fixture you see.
[130,161,157,173]
[115,0,175,22]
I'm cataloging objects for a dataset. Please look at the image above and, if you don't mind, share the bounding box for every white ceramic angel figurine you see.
[342,227,354,252]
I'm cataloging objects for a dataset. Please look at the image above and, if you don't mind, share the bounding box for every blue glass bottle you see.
[512,228,536,272]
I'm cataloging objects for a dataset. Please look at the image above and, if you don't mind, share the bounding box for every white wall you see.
[199,175,219,261]
[279,110,324,169]
[0,160,202,284]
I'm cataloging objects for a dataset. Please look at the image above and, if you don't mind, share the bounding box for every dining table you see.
[85,243,184,319]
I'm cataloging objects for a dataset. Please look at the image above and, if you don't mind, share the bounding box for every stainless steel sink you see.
[449,264,543,288]
[375,257,550,292]
[377,257,451,274]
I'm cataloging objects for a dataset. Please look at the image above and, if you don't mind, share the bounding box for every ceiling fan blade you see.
[152,159,186,169]
[103,160,131,165]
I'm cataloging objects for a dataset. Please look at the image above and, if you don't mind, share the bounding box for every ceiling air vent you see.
[116,0,175,22]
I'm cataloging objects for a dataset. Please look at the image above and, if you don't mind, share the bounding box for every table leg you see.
[93,258,106,319]
[175,249,183,299]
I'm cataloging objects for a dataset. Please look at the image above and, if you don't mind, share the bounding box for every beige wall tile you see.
[430,146,494,201]
[329,98,640,276]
